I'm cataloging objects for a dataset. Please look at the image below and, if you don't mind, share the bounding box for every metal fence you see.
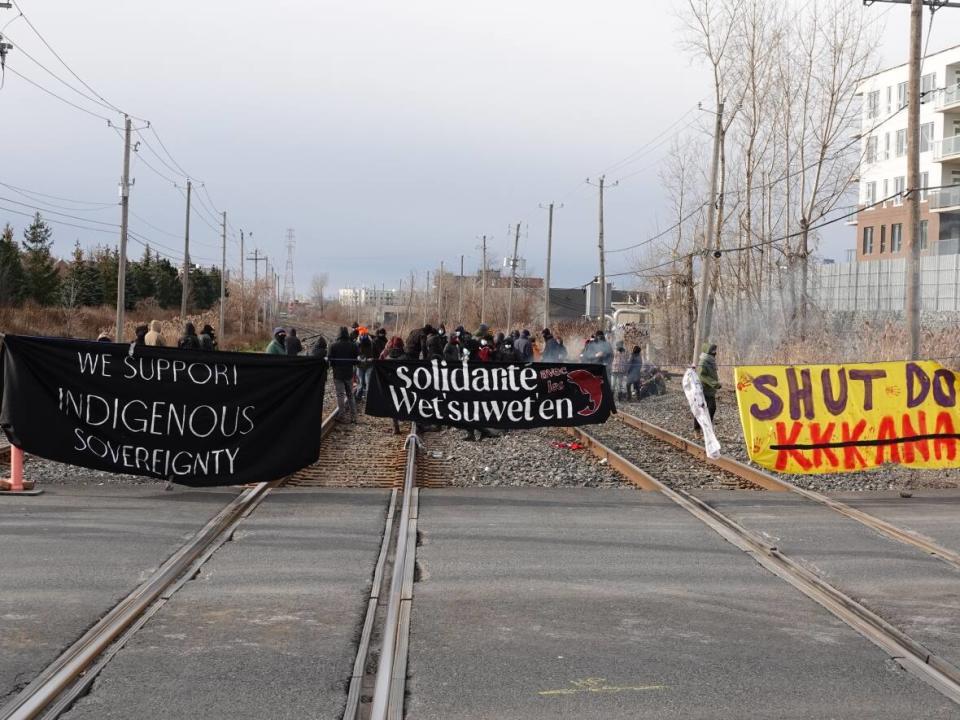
[813,255,960,312]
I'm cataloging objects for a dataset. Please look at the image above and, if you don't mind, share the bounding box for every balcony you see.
[931,186,960,212]
[934,134,960,162]
[936,84,960,112]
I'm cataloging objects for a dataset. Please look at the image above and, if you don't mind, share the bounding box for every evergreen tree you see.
[21,213,61,305]
[152,253,181,308]
[91,245,119,308]
[0,223,26,307]
[128,245,156,304]
[63,241,103,307]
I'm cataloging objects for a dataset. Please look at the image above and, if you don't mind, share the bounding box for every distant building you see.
[338,286,399,307]
[855,44,960,261]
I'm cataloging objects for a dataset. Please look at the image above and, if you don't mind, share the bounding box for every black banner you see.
[0,335,327,486]
[366,359,615,429]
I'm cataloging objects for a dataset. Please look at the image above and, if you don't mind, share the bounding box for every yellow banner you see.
[734,361,960,474]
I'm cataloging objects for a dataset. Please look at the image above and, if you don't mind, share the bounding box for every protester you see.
[405,323,434,360]
[199,324,218,351]
[495,338,521,363]
[178,322,201,351]
[695,343,721,430]
[611,341,628,399]
[442,333,461,364]
[285,327,303,356]
[478,338,493,362]
[265,327,286,354]
[425,328,445,360]
[133,324,149,346]
[144,320,164,346]
[636,365,667,401]
[592,331,614,369]
[514,329,534,362]
[311,335,328,359]
[329,326,358,423]
[626,345,644,400]
[355,332,376,401]
[380,336,406,434]
[372,327,388,359]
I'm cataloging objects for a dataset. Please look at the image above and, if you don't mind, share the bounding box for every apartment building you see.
[855,44,960,261]
[338,286,399,307]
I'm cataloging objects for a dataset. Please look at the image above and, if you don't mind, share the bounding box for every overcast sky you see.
[3,1,960,297]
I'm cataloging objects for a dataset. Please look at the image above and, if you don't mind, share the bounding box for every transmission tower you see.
[282,228,296,310]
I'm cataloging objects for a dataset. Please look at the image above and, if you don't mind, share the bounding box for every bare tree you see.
[310,272,329,315]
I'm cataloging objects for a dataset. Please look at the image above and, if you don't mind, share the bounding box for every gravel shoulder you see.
[622,385,960,492]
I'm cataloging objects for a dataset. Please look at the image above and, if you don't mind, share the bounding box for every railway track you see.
[613,411,960,571]
[0,409,344,720]
[566,420,960,706]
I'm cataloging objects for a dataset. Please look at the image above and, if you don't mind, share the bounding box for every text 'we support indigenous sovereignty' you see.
[365,360,615,429]
[0,335,327,486]
[734,361,960,474]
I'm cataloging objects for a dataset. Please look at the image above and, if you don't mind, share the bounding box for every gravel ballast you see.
[621,385,960,492]
[419,426,635,488]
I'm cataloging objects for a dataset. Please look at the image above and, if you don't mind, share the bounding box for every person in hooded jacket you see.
[372,328,388,359]
[405,324,434,360]
[695,342,721,430]
[626,345,644,400]
[178,322,201,351]
[199,324,217,351]
[144,320,165,346]
[541,329,561,362]
[425,330,445,361]
[514,330,533,361]
[285,328,303,355]
[355,333,376,401]
[611,341,628,399]
[495,338,521,363]
[265,327,286,354]
[329,326,358,423]
[380,337,406,434]
[133,324,149,346]
[313,335,328,357]
[442,334,462,364]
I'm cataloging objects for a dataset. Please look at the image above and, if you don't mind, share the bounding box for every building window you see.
[920,220,928,251]
[920,122,934,153]
[880,225,887,253]
[897,81,908,109]
[896,129,907,157]
[863,227,874,254]
[884,132,891,160]
[921,72,936,104]
[891,223,902,252]
[894,176,905,205]
[866,181,877,206]
[886,86,893,115]
[920,171,929,201]
[883,179,890,205]
[867,90,880,118]
[866,136,878,163]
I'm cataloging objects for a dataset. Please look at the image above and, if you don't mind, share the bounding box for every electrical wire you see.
[3,64,112,121]
[0,180,115,209]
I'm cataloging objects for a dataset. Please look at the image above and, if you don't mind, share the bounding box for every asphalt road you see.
[60,488,390,720]
[406,488,960,719]
[0,485,236,705]
[704,490,960,672]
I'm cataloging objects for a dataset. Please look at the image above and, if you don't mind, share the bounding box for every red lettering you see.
[874,415,901,466]
[842,420,868,470]
[901,411,930,464]
[809,422,839,469]
[774,421,813,471]
[934,412,957,461]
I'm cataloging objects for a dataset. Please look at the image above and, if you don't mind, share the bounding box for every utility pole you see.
[282,228,296,313]
[506,223,521,331]
[219,211,227,341]
[180,180,192,319]
[587,177,617,326]
[862,1,958,357]
[539,202,561,331]
[480,235,488,326]
[437,261,444,321]
[239,230,245,335]
[247,249,267,335]
[422,271,430,325]
[114,115,132,340]
[692,101,724,365]
[458,254,464,325]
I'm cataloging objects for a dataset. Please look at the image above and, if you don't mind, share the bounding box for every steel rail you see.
[568,424,960,706]
[0,409,339,720]
[616,411,960,571]
[369,424,419,720]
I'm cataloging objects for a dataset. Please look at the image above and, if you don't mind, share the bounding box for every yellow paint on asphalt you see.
[538,677,667,697]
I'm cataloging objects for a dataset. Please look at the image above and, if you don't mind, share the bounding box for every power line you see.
[0,180,115,209]
[3,64,112,121]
